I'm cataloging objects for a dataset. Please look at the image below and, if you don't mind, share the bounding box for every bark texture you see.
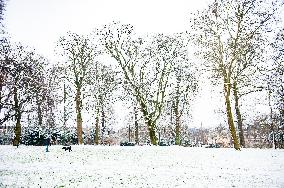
[224,80,240,150]
[13,85,21,146]
[75,88,83,144]
[233,81,245,148]
[134,107,139,144]
[94,108,100,145]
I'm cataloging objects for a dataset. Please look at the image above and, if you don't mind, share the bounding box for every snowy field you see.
[0,145,284,188]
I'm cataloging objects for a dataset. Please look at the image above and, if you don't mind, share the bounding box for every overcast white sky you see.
[4,0,210,58]
[4,0,265,129]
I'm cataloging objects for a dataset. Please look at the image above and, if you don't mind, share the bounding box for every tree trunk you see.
[128,123,131,142]
[175,116,180,145]
[0,74,3,113]
[47,105,55,129]
[13,113,21,146]
[13,85,21,146]
[233,81,245,148]
[224,82,240,150]
[75,88,83,144]
[174,76,181,145]
[137,97,158,145]
[36,93,43,127]
[174,101,180,145]
[63,82,67,127]
[134,107,139,144]
[268,85,276,149]
[101,106,105,145]
[94,108,100,145]
[147,119,158,145]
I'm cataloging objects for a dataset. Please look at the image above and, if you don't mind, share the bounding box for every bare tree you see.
[98,22,181,145]
[86,63,118,145]
[0,41,47,146]
[167,35,198,145]
[57,32,97,144]
[264,28,284,148]
[231,31,267,148]
[271,28,284,126]
[190,0,279,150]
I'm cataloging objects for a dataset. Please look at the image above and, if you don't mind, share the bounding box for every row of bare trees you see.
[0,0,283,149]
[0,27,198,146]
[53,24,199,145]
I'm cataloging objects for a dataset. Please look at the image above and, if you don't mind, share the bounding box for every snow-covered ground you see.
[0,145,283,188]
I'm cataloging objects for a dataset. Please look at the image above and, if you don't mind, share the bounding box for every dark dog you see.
[62,145,72,152]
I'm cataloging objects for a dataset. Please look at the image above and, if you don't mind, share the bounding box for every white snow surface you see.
[0,145,284,188]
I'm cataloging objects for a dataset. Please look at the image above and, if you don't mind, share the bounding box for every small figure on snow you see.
[45,137,51,152]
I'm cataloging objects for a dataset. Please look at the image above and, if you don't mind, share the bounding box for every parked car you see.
[182,141,193,147]
[205,144,221,148]
[159,141,169,146]
[120,141,135,146]
[139,142,151,146]
[215,144,221,148]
